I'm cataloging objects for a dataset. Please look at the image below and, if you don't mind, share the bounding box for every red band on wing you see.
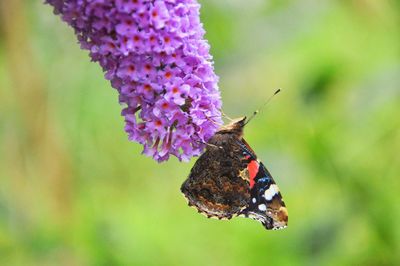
[248,160,259,188]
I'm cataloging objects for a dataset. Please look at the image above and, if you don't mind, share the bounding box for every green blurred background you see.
[1,0,399,265]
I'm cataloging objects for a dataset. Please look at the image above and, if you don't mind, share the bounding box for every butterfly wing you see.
[181,135,251,220]
[181,131,288,230]
[237,139,288,230]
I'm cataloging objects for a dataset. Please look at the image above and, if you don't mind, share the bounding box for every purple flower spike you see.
[46,0,222,162]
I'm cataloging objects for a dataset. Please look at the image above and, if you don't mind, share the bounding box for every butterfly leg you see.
[193,139,223,150]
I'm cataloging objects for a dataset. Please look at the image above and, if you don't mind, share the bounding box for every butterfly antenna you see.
[245,89,281,126]
[221,110,235,122]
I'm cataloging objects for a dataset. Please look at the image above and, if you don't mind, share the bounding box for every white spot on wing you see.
[252,198,256,203]
[258,204,266,211]
[264,184,280,200]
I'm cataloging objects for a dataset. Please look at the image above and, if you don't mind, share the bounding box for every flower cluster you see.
[46,0,222,162]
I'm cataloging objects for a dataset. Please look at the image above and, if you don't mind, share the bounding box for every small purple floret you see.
[46,0,222,162]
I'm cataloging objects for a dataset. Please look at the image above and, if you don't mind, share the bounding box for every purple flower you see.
[46,0,222,162]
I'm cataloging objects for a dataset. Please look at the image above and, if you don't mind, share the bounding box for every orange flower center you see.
[144,84,152,91]
[164,72,172,79]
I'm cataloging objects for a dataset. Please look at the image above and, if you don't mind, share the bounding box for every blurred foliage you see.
[0,0,399,265]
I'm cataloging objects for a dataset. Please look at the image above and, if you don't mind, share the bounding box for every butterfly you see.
[181,117,288,230]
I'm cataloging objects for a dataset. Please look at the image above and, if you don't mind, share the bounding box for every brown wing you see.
[181,134,251,219]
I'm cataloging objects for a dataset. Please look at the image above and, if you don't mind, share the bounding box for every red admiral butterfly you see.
[181,117,288,230]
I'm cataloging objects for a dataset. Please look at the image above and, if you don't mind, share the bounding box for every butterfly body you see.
[181,117,288,230]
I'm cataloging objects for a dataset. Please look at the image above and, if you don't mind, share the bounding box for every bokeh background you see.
[1,0,399,265]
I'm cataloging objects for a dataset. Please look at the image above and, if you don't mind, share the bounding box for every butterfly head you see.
[217,116,246,137]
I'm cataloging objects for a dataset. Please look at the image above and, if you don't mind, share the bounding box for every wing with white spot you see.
[237,139,288,230]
